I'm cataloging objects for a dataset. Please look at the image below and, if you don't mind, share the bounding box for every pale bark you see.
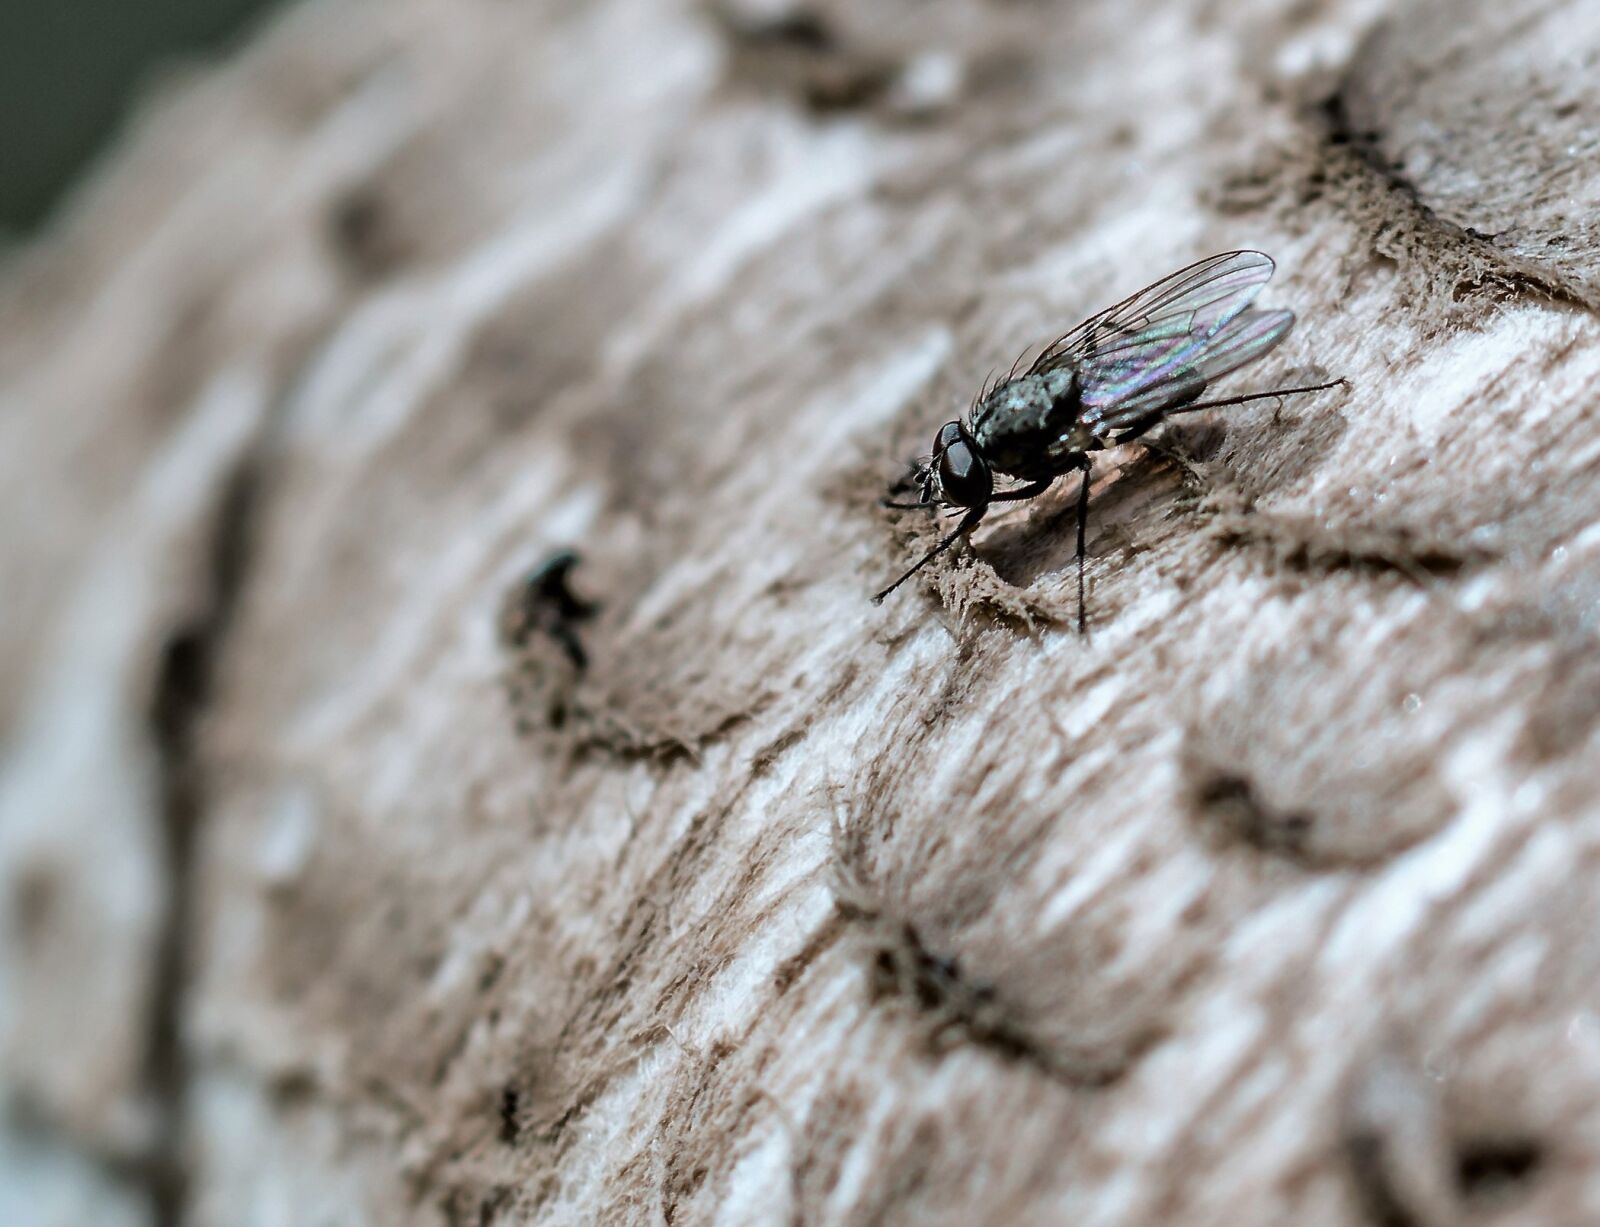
[4,0,1600,1223]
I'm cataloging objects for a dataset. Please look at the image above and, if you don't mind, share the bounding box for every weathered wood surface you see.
[4,0,1600,1223]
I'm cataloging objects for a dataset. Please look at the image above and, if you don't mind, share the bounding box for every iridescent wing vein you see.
[1023,251,1292,430]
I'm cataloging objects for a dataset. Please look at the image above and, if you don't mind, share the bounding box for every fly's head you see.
[929,420,993,509]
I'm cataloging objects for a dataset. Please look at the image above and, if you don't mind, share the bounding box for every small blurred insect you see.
[875,250,1345,629]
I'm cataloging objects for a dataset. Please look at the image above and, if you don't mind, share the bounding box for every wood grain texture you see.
[4,0,1600,1223]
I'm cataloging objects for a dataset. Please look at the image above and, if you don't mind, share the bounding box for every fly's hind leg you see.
[1072,460,1092,636]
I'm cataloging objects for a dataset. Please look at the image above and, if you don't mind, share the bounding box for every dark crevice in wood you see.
[1344,1127,1426,1227]
[831,888,1128,1087]
[1454,1134,1543,1202]
[1208,504,1486,583]
[1192,768,1316,862]
[1318,90,1589,314]
[143,445,270,1226]
[497,1085,521,1145]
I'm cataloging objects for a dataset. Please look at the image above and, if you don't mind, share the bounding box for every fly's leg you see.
[886,463,920,496]
[873,504,987,603]
[1073,462,1092,635]
[886,477,1047,578]
[987,478,1054,505]
[1114,377,1347,485]
[1111,415,1162,444]
[986,474,1092,629]
[881,459,938,511]
[1160,378,1347,418]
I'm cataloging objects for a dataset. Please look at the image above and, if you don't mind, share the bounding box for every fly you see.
[874,250,1345,629]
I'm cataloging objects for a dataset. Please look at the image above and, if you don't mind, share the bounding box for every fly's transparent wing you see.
[1081,308,1296,431]
[1026,251,1277,379]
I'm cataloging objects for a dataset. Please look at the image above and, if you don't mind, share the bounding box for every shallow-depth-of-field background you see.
[4,1,1600,1223]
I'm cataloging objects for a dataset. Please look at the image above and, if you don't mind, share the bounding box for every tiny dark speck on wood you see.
[499,549,598,670]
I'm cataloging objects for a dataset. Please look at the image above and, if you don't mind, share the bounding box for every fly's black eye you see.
[934,425,992,508]
[934,421,966,453]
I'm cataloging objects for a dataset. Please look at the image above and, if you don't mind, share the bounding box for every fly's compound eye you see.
[934,429,993,508]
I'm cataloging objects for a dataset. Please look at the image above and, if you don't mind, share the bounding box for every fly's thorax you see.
[970,367,1082,479]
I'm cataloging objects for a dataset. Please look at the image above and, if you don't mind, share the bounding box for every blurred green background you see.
[1,0,285,237]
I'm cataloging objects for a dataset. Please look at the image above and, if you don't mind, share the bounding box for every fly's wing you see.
[1079,307,1296,432]
[1026,251,1277,381]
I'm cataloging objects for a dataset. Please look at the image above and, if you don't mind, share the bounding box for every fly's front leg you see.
[884,458,923,497]
[873,504,988,603]
[881,459,937,511]
[987,478,1054,505]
